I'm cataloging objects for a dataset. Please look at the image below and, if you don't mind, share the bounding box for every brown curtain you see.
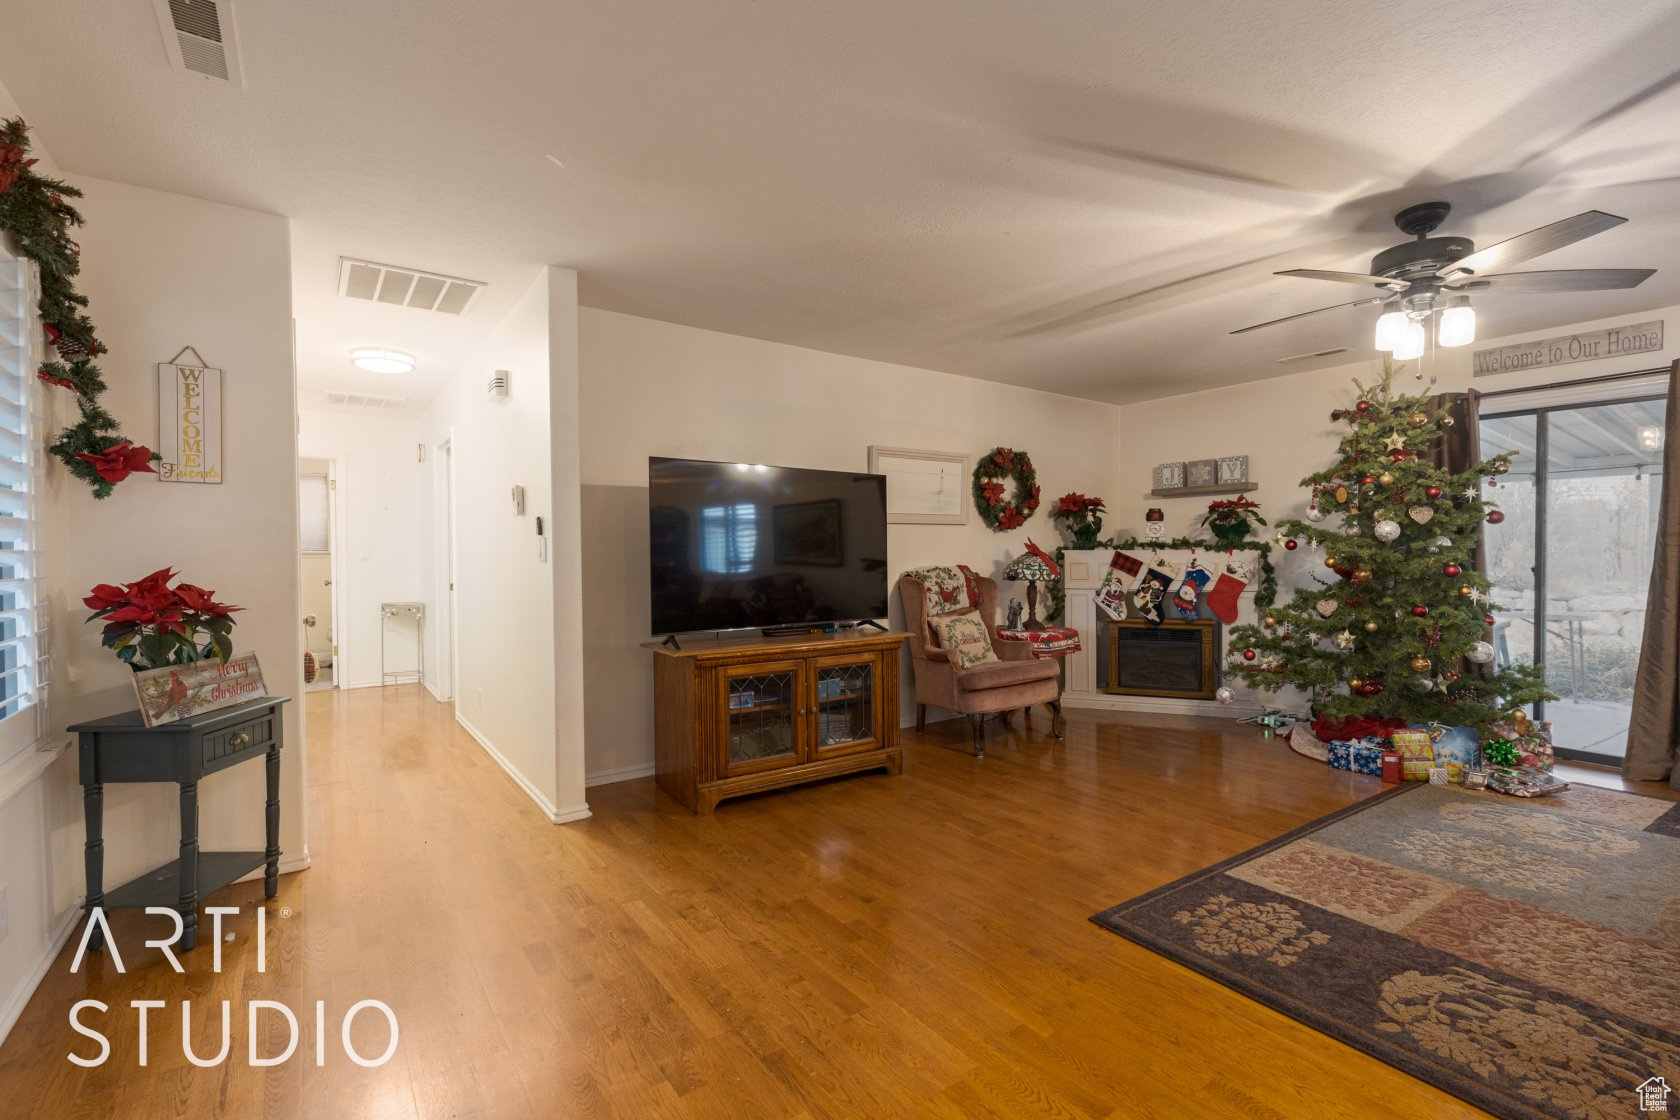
[1624,360,1680,786]
[1429,390,1491,681]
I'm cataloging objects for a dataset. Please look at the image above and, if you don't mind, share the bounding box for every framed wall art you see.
[867,446,968,524]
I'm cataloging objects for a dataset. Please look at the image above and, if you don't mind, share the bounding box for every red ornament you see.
[1484,613,1496,626]
[1425,486,1442,499]
[1242,648,1257,661]
[1486,510,1505,524]
[1443,563,1462,577]
[1355,400,1371,413]
[1411,605,1430,617]
[1284,538,1298,551]
[1360,475,1376,486]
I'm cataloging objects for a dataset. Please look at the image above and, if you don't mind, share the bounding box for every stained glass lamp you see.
[1003,551,1059,630]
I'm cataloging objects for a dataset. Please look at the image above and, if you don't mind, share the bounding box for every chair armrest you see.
[918,646,958,667]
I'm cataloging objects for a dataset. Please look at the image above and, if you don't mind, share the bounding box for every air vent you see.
[487,371,509,399]
[323,391,408,412]
[152,0,245,85]
[338,258,485,316]
[1276,346,1353,364]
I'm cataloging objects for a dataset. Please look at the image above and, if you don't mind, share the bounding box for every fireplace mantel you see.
[1058,548,1262,716]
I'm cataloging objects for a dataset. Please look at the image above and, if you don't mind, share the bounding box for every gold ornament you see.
[1459,585,1474,597]
[1410,655,1431,672]
[1441,415,1455,427]
[1491,459,1511,475]
[1325,556,1339,568]
[1334,486,1349,503]
[1409,410,1428,426]
[1355,568,1373,582]
[1348,502,1360,516]
[1263,615,1277,628]
[1363,620,1379,633]
[1378,472,1394,486]
[1349,677,1364,690]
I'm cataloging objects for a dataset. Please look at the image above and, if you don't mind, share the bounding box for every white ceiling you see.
[2,0,1680,408]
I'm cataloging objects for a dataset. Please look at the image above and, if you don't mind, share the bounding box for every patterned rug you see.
[1092,782,1680,1120]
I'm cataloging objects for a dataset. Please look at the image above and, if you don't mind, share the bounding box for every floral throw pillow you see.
[927,611,999,669]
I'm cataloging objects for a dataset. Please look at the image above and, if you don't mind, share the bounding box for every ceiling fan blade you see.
[1276,269,1410,290]
[1436,211,1627,278]
[1449,268,1657,294]
[1230,296,1385,335]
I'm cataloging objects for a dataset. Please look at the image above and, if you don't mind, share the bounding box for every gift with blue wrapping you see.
[1414,724,1482,775]
[1327,738,1384,776]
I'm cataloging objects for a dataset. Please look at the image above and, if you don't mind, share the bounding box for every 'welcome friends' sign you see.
[156,357,223,483]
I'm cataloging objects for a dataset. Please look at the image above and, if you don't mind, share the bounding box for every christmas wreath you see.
[972,447,1040,531]
[0,117,154,498]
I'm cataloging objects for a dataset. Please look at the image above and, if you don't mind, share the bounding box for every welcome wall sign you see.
[1471,320,1663,377]
[156,345,224,483]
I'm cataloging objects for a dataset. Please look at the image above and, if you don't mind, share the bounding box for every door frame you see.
[297,447,349,689]
[433,434,458,703]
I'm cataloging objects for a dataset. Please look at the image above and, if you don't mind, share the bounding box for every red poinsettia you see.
[74,441,157,484]
[997,506,1025,531]
[84,568,242,670]
[0,138,35,196]
[1053,492,1106,516]
[37,368,75,390]
[992,449,1015,469]
[980,479,1006,505]
[1050,490,1105,545]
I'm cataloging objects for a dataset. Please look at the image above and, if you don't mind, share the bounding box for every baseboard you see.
[0,904,81,1051]
[337,680,387,692]
[1062,694,1259,718]
[423,680,448,703]
[550,801,593,824]
[453,712,568,822]
[585,762,655,788]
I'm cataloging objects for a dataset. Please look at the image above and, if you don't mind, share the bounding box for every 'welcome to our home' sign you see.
[1472,320,1664,377]
[156,355,223,483]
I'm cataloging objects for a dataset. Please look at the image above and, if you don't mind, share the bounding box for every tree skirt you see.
[1092,782,1680,1120]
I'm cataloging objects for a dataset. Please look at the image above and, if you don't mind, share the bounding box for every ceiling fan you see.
[1230,202,1657,357]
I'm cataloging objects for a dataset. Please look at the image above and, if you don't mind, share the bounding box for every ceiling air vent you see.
[323,391,409,412]
[152,0,245,85]
[338,258,485,316]
[1276,346,1353,364]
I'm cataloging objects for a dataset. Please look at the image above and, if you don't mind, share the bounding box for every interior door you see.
[808,653,883,759]
[715,660,805,778]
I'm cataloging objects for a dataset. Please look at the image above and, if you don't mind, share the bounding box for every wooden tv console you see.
[643,629,907,813]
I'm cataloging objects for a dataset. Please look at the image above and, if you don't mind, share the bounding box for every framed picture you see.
[1186,459,1218,488]
[773,499,844,565]
[1217,455,1249,485]
[867,446,968,524]
[1153,462,1186,490]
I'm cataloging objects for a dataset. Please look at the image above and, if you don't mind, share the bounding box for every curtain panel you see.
[1625,360,1680,786]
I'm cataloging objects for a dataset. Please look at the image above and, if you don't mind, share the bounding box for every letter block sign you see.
[157,354,224,484]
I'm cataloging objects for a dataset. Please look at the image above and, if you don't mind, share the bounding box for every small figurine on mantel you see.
[1006,598,1024,630]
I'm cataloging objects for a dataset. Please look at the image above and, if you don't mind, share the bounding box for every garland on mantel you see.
[1043,538,1277,624]
[0,117,154,498]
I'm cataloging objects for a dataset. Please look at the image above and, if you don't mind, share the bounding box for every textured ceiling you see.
[2,0,1679,407]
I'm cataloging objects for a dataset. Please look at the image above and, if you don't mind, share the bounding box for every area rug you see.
[1092,782,1680,1120]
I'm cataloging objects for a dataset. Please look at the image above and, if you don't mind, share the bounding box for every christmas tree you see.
[1223,362,1553,726]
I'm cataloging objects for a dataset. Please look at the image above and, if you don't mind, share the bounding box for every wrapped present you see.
[1485,720,1553,772]
[1427,766,1450,785]
[1416,724,1482,772]
[1391,729,1436,782]
[1381,750,1402,785]
[1486,766,1570,797]
[1328,739,1384,776]
[1463,769,1489,790]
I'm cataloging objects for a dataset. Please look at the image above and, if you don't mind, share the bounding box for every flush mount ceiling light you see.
[350,348,415,374]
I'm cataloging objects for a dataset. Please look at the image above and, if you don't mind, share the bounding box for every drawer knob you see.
[229,731,252,747]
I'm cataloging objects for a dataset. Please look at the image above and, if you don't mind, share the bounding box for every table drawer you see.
[204,714,275,766]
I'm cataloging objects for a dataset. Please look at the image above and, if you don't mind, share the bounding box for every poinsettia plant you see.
[1201,494,1267,545]
[84,568,242,671]
[1050,491,1106,548]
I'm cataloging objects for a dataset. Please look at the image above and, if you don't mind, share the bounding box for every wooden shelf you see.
[1148,482,1260,498]
[728,700,791,716]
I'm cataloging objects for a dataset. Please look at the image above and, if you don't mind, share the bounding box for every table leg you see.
[178,781,199,952]
[265,743,281,899]
[82,781,104,950]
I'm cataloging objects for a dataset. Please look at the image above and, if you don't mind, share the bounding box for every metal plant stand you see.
[380,601,425,685]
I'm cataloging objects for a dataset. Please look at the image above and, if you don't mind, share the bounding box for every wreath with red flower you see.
[972,447,1041,532]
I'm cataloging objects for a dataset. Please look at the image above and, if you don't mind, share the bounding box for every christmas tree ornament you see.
[1382,432,1408,451]
[1434,536,1452,549]
[1410,655,1432,672]
[1459,585,1474,597]
[1360,474,1376,486]
[1407,505,1435,525]
[1334,630,1355,649]
[1346,524,1362,536]
[1242,648,1257,661]
[1467,641,1495,664]
[1363,619,1379,632]
[1378,471,1395,486]
[1412,604,1430,617]
[1349,677,1363,690]
[1440,415,1454,426]
[1315,598,1340,619]
[1354,568,1373,582]
[1304,503,1326,523]
[1412,676,1435,692]
[1324,556,1339,568]
[1484,613,1496,626]
[1443,563,1462,577]
[1491,459,1511,475]
[1347,502,1360,516]
[1487,478,1497,488]
[1284,538,1298,550]
[1409,410,1428,426]
[1373,519,1401,542]
[1215,686,1235,704]
[1425,485,1443,499]
[1263,615,1277,628]
[1486,509,1505,524]
[1355,399,1371,413]
[1334,485,1349,503]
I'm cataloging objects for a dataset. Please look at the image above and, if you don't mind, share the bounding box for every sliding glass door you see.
[1481,394,1666,765]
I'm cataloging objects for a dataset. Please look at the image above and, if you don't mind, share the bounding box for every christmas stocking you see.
[1204,554,1255,624]
[1174,562,1210,620]
[1096,551,1143,621]
[1133,557,1180,625]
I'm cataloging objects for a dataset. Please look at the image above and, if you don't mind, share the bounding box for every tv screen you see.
[649,457,889,635]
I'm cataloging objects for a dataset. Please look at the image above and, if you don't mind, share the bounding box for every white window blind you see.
[299,473,330,553]
[0,245,48,767]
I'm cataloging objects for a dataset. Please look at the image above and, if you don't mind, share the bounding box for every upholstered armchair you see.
[898,572,1062,756]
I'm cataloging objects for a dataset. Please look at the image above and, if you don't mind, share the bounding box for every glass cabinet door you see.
[811,657,880,758]
[719,665,801,775]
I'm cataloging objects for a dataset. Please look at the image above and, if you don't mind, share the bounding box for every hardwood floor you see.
[0,688,1670,1118]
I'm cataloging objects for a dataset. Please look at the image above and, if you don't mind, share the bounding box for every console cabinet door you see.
[807,653,883,760]
[714,660,806,778]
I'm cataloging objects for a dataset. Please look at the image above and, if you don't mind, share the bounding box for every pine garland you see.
[0,117,154,498]
[1042,537,1277,623]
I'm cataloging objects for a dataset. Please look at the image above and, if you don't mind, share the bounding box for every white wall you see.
[297,410,425,687]
[576,308,1124,785]
[416,267,588,822]
[0,172,301,1042]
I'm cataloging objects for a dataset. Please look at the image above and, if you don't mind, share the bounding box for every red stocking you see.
[1204,554,1255,624]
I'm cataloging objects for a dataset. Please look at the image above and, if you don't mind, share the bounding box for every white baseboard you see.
[423,680,449,703]
[585,762,655,788]
[454,713,586,824]
[0,904,81,1051]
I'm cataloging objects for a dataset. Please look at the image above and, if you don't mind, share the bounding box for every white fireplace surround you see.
[1059,548,1264,717]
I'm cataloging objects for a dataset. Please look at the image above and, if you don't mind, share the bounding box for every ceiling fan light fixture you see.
[1391,321,1426,361]
[1438,300,1476,348]
[1374,308,1407,352]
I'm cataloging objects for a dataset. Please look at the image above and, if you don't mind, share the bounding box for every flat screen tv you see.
[649,456,889,635]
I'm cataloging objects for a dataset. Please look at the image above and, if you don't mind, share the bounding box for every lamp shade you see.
[1003,554,1058,582]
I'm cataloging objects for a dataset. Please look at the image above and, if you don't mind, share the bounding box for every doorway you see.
[299,457,339,691]
[1480,388,1667,765]
[433,438,458,703]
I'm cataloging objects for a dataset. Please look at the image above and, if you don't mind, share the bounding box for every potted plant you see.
[1201,495,1267,546]
[1051,492,1107,549]
[83,567,242,670]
